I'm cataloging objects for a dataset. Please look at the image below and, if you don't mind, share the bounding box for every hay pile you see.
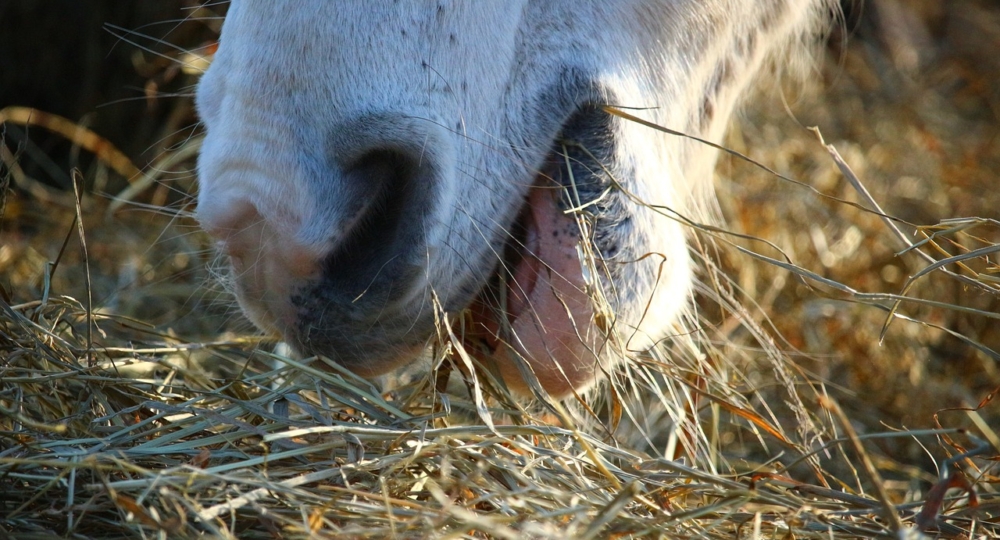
[1,282,993,538]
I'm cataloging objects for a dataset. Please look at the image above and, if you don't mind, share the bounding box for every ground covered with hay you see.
[2,1,999,538]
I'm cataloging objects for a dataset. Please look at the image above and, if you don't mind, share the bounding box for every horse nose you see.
[319,146,432,297]
[196,114,452,339]
[195,188,322,334]
[312,115,456,306]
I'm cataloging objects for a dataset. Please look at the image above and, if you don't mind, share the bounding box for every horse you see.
[195,0,833,398]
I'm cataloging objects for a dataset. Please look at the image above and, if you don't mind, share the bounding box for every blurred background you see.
[0,1,217,188]
[0,0,224,336]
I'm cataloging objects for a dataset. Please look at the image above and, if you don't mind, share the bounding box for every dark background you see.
[0,0,221,192]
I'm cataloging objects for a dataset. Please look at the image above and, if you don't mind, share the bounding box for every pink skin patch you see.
[468,182,604,398]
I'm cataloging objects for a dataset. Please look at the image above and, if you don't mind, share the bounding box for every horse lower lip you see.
[464,182,545,351]
[505,199,541,321]
[462,171,600,395]
[465,170,585,341]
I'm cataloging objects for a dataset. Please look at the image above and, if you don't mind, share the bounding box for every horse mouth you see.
[464,178,547,352]
[281,106,613,395]
[462,156,604,395]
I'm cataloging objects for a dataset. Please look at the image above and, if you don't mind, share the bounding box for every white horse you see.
[195,0,832,398]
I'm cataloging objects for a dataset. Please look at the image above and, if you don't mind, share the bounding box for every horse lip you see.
[462,168,554,353]
[502,192,542,319]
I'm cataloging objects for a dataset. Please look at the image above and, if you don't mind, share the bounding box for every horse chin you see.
[464,171,605,398]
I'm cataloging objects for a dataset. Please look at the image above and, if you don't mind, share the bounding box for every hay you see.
[1,289,993,538]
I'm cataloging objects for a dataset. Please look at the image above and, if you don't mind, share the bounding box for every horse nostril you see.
[322,148,426,296]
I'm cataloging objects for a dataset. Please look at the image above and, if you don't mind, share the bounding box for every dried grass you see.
[2,281,993,538]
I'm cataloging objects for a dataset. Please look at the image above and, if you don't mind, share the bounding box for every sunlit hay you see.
[4,261,993,538]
